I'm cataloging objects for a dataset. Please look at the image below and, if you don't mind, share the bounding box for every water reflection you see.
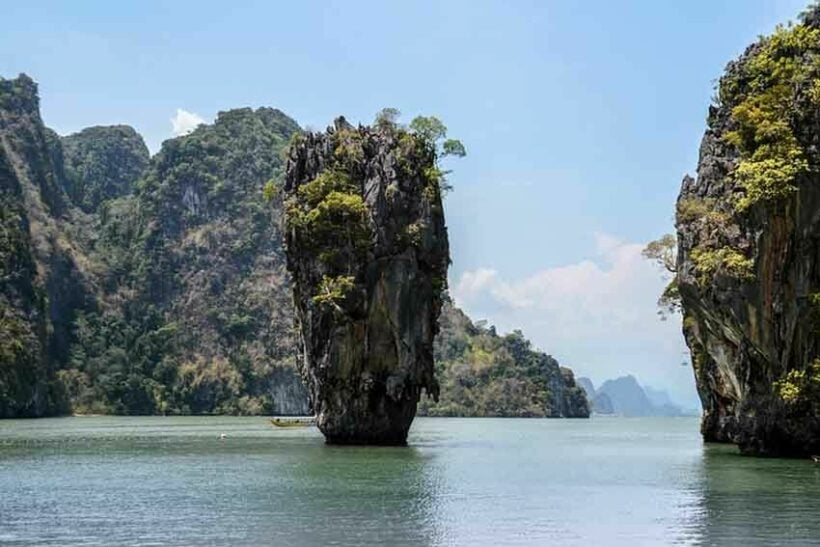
[253,443,441,546]
[684,443,820,545]
[4,417,820,545]
[0,417,443,546]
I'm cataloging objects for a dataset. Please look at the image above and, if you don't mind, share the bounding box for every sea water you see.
[1,416,819,546]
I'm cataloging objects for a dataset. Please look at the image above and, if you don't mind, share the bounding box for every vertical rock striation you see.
[0,74,89,416]
[0,136,50,417]
[676,8,820,455]
[283,117,449,444]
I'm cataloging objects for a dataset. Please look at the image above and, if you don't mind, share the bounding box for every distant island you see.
[577,375,699,417]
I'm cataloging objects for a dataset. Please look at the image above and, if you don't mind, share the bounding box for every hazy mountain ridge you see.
[578,375,696,417]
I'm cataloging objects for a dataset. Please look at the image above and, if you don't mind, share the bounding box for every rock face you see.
[0,74,91,416]
[676,9,820,455]
[0,131,50,417]
[597,376,655,417]
[283,118,449,444]
[592,392,615,415]
[579,375,694,416]
[0,74,310,416]
[66,106,307,415]
[577,378,614,415]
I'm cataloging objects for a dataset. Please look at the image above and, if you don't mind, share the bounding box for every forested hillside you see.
[0,74,588,418]
[421,303,588,417]
[61,106,308,415]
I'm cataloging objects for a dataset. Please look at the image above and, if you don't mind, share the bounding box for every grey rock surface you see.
[676,9,820,455]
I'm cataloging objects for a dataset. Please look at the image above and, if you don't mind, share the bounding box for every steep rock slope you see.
[283,117,450,444]
[66,107,309,415]
[576,377,615,415]
[0,74,94,415]
[676,8,820,455]
[0,142,51,416]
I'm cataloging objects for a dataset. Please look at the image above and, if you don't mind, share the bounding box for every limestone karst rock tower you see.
[676,7,820,456]
[283,117,449,444]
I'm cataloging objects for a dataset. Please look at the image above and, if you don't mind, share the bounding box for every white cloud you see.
[451,232,699,408]
[170,108,205,137]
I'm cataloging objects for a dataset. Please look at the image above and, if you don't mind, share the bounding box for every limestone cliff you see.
[676,8,820,455]
[0,137,50,416]
[0,74,92,416]
[283,117,449,444]
[65,107,308,415]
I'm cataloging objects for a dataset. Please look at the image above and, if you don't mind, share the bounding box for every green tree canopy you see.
[643,233,680,318]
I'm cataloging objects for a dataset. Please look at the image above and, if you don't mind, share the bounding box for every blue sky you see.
[0,0,809,406]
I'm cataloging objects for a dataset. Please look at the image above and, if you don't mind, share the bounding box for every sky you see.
[0,0,810,408]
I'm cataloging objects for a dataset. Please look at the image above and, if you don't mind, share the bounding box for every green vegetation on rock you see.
[642,234,681,316]
[690,246,755,283]
[285,169,371,276]
[0,145,52,417]
[283,114,458,443]
[60,125,149,212]
[420,302,590,418]
[719,23,820,211]
[311,275,356,310]
[285,111,462,315]
[675,6,820,455]
[65,107,305,415]
[775,359,820,412]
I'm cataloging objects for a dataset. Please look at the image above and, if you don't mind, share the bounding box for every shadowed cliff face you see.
[284,117,449,444]
[0,140,50,416]
[676,9,820,456]
[0,74,90,416]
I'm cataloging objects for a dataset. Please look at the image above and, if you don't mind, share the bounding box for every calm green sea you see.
[1,416,819,546]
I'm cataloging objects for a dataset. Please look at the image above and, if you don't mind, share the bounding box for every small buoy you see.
[219,433,227,440]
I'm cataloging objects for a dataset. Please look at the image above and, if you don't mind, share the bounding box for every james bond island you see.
[282,115,453,444]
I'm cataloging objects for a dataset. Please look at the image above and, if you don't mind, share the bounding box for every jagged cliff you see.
[0,74,309,416]
[0,134,50,416]
[676,8,820,455]
[63,106,309,415]
[283,117,450,444]
[0,75,93,416]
